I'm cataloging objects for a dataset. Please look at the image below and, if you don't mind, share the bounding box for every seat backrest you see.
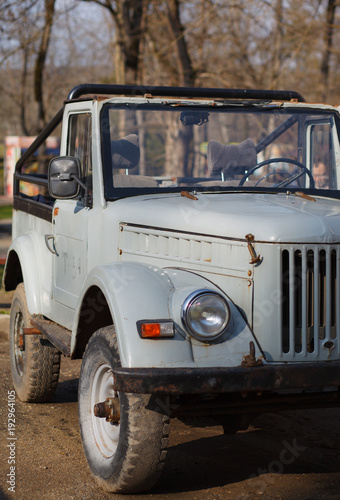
[111,134,140,170]
[207,138,257,178]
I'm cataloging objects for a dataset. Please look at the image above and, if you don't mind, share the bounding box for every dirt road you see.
[0,295,339,500]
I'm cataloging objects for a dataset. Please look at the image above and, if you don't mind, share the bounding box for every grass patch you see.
[0,205,12,220]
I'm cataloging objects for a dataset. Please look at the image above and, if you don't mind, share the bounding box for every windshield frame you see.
[100,101,340,201]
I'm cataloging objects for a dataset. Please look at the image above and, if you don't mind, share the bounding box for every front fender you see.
[72,262,179,366]
[72,263,261,368]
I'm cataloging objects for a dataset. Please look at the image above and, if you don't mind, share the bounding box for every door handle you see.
[45,234,58,255]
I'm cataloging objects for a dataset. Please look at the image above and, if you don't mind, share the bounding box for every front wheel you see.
[78,326,170,493]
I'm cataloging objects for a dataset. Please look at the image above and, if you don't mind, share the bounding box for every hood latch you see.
[245,233,261,265]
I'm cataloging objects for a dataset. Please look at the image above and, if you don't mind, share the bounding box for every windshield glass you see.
[101,103,340,198]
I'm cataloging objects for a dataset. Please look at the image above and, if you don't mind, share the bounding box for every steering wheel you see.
[254,170,296,187]
[239,158,315,189]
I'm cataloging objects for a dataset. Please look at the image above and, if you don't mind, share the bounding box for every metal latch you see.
[241,341,263,367]
[245,233,261,265]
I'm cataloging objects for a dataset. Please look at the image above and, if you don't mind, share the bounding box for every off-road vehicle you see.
[5,84,340,493]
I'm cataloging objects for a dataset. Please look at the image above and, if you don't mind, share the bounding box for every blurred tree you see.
[0,0,57,134]
[0,0,110,135]
[321,0,338,101]
[34,0,56,132]
[166,0,195,176]
[270,0,284,89]
[79,0,148,84]
[1,0,340,143]
[165,0,195,86]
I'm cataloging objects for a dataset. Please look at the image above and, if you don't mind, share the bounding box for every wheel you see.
[78,326,170,493]
[239,157,315,188]
[9,283,61,402]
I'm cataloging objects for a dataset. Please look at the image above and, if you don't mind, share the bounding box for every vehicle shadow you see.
[152,412,340,494]
[53,377,79,403]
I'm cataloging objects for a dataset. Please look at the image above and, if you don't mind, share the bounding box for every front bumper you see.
[112,361,340,395]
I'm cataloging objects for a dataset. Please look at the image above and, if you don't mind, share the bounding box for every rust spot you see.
[23,328,41,335]
[241,341,263,367]
[19,333,24,351]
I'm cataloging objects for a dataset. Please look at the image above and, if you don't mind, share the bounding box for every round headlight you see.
[181,290,230,341]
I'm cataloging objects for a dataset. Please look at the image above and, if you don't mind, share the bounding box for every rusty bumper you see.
[112,362,340,395]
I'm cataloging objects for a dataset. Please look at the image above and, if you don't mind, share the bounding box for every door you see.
[52,112,92,310]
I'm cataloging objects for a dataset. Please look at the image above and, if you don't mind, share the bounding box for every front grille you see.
[281,246,339,359]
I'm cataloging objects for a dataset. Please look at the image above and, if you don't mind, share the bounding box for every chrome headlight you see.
[181,289,230,342]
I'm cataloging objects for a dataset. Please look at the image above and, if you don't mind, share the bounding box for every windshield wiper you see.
[274,170,306,189]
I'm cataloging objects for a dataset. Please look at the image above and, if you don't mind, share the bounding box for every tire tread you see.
[79,326,170,493]
[9,283,61,403]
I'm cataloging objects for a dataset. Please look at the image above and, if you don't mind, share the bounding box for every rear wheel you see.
[78,326,169,493]
[9,283,61,402]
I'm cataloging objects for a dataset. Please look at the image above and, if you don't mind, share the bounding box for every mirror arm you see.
[70,174,92,208]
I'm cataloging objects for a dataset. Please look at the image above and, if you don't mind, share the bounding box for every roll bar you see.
[67,83,306,103]
[13,83,306,198]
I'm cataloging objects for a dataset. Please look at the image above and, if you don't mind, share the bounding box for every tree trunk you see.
[271,0,284,89]
[166,0,195,87]
[114,0,147,84]
[166,0,195,177]
[20,47,30,136]
[321,0,337,102]
[82,0,147,84]
[34,0,56,133]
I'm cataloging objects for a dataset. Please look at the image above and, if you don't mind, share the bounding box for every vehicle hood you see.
[114,191,340,243]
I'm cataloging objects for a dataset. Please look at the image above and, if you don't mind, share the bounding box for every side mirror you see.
[48,156,82,199]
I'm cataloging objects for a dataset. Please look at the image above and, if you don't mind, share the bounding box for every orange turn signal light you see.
[138,321,174,338]
[141,323,161,338]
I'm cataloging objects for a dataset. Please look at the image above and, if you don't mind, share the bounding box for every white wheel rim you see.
[91,362,120,458]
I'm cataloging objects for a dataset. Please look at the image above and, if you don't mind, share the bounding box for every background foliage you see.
[0,0,339,142]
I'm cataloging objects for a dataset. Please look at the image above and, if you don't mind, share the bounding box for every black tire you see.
[9,283,61,402]
[78,326,170,493]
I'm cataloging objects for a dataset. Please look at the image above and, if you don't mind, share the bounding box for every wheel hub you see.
[94,397,120,424]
